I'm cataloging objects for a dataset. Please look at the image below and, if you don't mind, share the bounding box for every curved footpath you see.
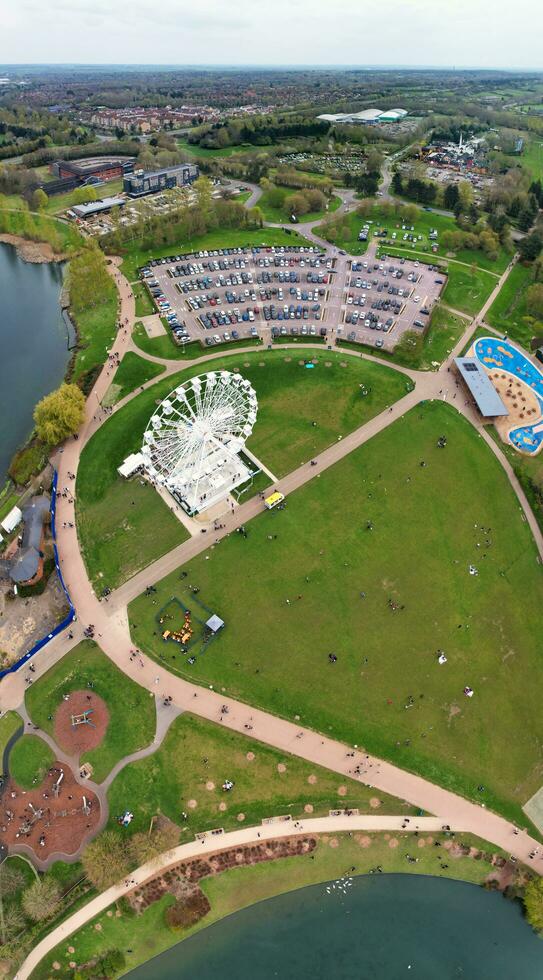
[14,813,469,980]
[1,217,542,899]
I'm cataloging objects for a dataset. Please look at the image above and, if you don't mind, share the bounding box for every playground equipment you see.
[141,370,258,515]
[162,609,193,645]
[52,770,64,798]
[71,709,95,729]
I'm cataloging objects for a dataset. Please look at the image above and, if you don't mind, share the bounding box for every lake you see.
[128,874,543,980]
[0,242,70,484]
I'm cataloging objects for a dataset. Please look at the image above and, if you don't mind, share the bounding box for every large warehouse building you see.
[123,163,199,198]
[317,108,407,125]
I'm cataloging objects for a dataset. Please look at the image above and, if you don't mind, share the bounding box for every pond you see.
[0,242,70,484]
[127,873,543,980]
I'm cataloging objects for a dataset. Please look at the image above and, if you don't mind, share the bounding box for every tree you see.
[391,171,403,195]
[33,382,85,445]
[284,192,309,217]
[0,863,24,944]
[525,877,543,933]
[193,175,213,215]
[526,283,543,319]
[128,824,179,867]
[32,188,48,211]
[247,206,264,228]
[304,188,326,213]
[83,831,131,890]
[72,185,97,205]
[22,878,61,922]
[519,230,543,262]
[443,184,459,211]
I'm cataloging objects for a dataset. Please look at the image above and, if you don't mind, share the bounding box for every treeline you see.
[22,139,140,168]
[101,177,264,254]
[189,114,329,150]
[0,200,81,252]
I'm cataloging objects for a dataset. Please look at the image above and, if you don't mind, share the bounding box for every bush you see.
[8,440,49,485]
[165,892,210,931]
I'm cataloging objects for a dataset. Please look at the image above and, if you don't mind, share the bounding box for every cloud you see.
[1,0,541,66]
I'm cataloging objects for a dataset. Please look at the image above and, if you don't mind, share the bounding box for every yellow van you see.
[264,492,285,510]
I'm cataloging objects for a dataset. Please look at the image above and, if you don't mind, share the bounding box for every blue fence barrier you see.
[0,469,75,680]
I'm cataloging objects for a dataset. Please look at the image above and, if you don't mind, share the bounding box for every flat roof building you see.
[123,163,199,198]
[454,358,509,417]
[50,157,134,184]
[72,196,126,218]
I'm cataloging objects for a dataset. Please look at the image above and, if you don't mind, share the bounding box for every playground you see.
[471,336,543,455]
[0,761,101,860]
[25,641,156,783]
[54,691,110,756]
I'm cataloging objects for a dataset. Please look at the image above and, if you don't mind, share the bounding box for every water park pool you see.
[473,337,543,454]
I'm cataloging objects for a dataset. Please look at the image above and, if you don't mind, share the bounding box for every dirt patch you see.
[246,752,255,761]
[369,797,381,809]
[388,838,399,849]
[337,785,347,797]
[0,762,100,859]
[277,763,287,773]
[54,691,109,756]
[0,235,66,264]
[307,774,317,784]
[0,573,70,668]
[358,835,371,848]
[304,804,314,813]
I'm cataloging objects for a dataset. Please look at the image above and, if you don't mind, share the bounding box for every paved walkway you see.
[13,813,471,980]
[2,214,542,894]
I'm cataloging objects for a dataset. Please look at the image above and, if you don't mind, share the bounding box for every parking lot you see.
[339,244,446,350]
[138,241,445,352]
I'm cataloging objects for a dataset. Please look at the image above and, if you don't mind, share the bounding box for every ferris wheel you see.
[141,371,258,514]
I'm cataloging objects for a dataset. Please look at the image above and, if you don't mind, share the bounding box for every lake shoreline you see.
[0,233,68,265]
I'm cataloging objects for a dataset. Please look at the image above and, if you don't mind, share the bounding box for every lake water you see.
[128,874,543,980]
[0,242,69,484]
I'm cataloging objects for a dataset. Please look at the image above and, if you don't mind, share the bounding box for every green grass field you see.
[107,713,415,837]
[132,321,195,360]
[9,735,55,789]
[521,138,543,182]
[31,830,504,980]
[441,264,497,317]
[486,428,543,536]
[77,350,407,588]
[486,262,538,349]
[25,641,156,782]
[176,139,255,159]
[0,709,22,757]
[103,351,165,406]
[119,228,312,283]
[258,185,341,224]
[132,280,156,318]
[129,401,543,827]
[71,275,118,382]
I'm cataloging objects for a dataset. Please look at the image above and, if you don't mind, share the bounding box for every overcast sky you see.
[2,0,542,69]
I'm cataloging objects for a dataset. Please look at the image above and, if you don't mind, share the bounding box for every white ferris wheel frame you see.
[141,370,258,513]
